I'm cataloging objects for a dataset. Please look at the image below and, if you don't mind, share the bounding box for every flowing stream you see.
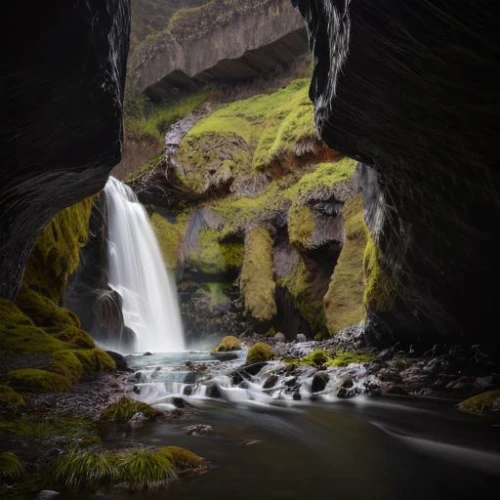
[104,177,185,353]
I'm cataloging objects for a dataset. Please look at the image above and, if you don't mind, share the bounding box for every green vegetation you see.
[188,228,243,275]
[176,79,315,192]
[240,227,277,323]
[363,228,396,313]
[325,196,367,333]
[8,368,73,393]
[124,90,210,143]
[0,452,23,481]
[458,390,500,415]
[329,350,375,367]
[246,342,274,365]
[288,205,315,248]
[299,349,329,367]
[213,336,242,352]
[0,385,25,407]
[73,348,116,373]
[151,213,188,269]
[50,350,85,384]
[115,448,177,491]
[100,397,158,423]
[52,450,116,491]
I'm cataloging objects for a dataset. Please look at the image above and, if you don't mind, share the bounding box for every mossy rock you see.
[0,452,24,481]
[0,385,25,407]
[329,350,375,367]
[74,348,116,373]
[300,349,329,367]
[363,228,396,313]
[324,196,367,333]
[212,336,242,352]
[50,350,85,384]
[246,342,274,365]
[100,397,158,423]
[158,446,206,472]
[45,325,95,348]
[240,227,277,323]
[458,390,500,415]
[151,213,189,270]
[288,205,316,248]
[8,368,73,393]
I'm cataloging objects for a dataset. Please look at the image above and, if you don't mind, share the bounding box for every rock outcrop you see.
[129,0,308,97]
[293,0,500,347]
[0,0,130,300]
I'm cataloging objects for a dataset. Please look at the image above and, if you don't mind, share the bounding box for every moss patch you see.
[213,336,242,352]
[0,385,25,407]
[458,390,500,415]
[151,213,188,269]
[363,228,396,313]
[324,196,367,333]
[74,348,116,374]
[288,205,316,248]
[299,349,329,368]
[329,351,375,367]
[240,227,277,323]
[246,342,273,365]
[100,397,158,423]
[8,368,73,393]
[160,446,206,472]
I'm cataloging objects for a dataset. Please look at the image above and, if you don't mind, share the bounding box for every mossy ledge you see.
[246,342,274,365]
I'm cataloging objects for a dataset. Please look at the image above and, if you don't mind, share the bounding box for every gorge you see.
[1,0,499,498]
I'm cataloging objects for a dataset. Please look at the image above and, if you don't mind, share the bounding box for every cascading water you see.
[104,176,185,353]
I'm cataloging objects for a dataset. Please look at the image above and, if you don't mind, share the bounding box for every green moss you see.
[213,336,241,352]
[124,90,210,145]
[329,351,375,367]
[52,450,116,491]
[74,348,116,373]
[288,205,316,248]
[158,446,205,472]
[458,390,500,415]
[246,342,274,365]
[150,213,188,269]
[45,325,95,349]
[325,196,367,333]
[0,385,25,407]
[300,349,329,367]
[50,350,85,384]
[0,452,23,481]
[100,397,158,423]
[240,227,277,322]
[363,228,396,313]
[8,368,73,393]
[188,228,243,275]
[22,197,93,303]
[115,448,177,491]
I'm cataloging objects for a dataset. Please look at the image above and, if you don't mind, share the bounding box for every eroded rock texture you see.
[130,0,308,97]
[1,0,131,299]
[293,0,500,346]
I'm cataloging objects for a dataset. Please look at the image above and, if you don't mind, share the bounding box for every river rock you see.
[37,491,60,500]
[105,350,129,371]
[210,351,240,361]
[263,374,279,389]
[274,332,286,343]
[311,372,330,393]
[185,424,214,436]
[296,334,307,343]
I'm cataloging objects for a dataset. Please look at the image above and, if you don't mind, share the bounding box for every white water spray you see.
[104,176,185,353]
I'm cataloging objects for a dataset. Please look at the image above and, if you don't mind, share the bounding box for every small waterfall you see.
[104,176,185,353]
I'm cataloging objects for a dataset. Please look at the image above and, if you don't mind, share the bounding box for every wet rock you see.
[296,334,307,343]
[185,424,214,436]
[474,376,495,391]
[384,385,409,396]
[231,362,267,384]
[183,385,194,396]
[206,384,222,399]
[106,351,129,371]
[311,372,329,393]
[374,347,396,364]
[274,332,286,343]
[143,352,153,356]
[292,390,302,401]
[263,374,279,389]
[210,351,240,361]
[284,376,298,387]
[184,372,198,384]
[171,397,185,408]
[37,491,60,500]
[423,358,447,374]
[132,385,141,395]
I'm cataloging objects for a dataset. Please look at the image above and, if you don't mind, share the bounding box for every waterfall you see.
[104,176,185,353]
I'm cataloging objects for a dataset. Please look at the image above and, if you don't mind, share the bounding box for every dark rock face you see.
[0,0,131,300]
[293,0,500,346]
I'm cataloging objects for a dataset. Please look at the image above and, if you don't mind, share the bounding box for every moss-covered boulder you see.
[8,368,73,393]
[458,390,500,415]
[246,342,274,365]
[159,446,206,472]
[212,336,242,352]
